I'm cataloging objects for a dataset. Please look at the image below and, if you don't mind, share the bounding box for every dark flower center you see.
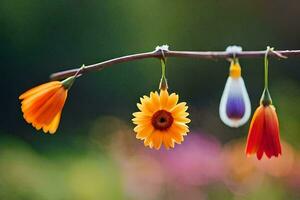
[151,110,174,131]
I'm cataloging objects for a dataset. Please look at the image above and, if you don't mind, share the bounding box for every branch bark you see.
[50,48,300,80]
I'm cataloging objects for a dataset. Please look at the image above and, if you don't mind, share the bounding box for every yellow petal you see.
[132,117,151,125]
[133,123,152,133]
[140,97,156,113]
[132,112,151,118]
[170,102,187,114]
[160,90,169,108]
[165,93,178,110]
[174,117,191,124]
[150,91,160,109]
[173,111,189,118]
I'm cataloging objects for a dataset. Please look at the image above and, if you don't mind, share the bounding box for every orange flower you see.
[132,90,190,149]
[19,77,74,134]
[245,104,282,160]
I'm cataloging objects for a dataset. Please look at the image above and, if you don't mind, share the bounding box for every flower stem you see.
[62,64,85,89]
[161,59,166,79]
[264,46,271,89]
[159,58,168,90]
[261,47,273,105]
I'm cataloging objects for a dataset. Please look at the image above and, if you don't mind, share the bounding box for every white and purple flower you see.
[219,61,251,127]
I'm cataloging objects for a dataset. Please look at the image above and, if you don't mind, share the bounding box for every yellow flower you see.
[19,77,74,134]
[132,90,191,149]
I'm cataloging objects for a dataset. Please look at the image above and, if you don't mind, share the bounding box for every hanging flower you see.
[245,47,282,160]
[19,76,75,134]
[219,60,251,127]
[245,89,282,160]
[132,90,190,150]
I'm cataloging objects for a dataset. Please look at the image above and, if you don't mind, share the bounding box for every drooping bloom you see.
[246,46,282,160]
[19,77,74,134]
[219,60,251,127]
[132,90,190,149]
[246,88,281,160]
[245,95,282,160]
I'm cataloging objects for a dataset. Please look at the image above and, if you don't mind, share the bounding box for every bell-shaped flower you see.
[219,60,251,127]
[245,89,282,160]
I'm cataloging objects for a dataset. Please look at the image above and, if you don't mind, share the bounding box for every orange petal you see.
[170,130,184,144]
[33,88,67,125]
[136,126,154,140]
[22,87,62,124]
[163,134,174,149]
[151,131,163,149]
[19,81,61,100]
[169,122,189,135]
[42,111,62,134]
[21,84,61,112]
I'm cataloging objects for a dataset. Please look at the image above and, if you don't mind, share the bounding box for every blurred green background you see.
[1,0,300,199]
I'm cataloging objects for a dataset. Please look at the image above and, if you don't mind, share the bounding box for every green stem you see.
[261,47,273,105]
[62,64,85,89]
[161,59,166,79]
[264,46,271,89]
[159,58,168,90]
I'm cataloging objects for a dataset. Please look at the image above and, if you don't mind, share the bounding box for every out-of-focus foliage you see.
[1,0,300,199]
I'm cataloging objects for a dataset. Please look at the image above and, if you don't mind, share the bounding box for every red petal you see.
[264,106,281,158]
[246,105,264,157]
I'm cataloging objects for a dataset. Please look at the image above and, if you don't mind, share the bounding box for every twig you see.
[50,47,300,80]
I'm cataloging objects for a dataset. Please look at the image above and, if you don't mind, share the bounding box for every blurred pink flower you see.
[147,133,224,187]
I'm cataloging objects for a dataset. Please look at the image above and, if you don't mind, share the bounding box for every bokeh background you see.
[1,0,300,199]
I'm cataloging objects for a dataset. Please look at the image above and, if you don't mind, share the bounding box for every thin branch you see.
[50,48,300,80]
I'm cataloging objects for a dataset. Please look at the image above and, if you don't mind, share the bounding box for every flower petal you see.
[19,81,61,100]
[43,111,62,134]
[160,90,169,108]
[165,93,178,110]
[170,102,187,115]
[35,88,67,126]
[246,105,264,158]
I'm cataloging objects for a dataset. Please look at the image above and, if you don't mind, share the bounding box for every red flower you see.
[245,105,281,160]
